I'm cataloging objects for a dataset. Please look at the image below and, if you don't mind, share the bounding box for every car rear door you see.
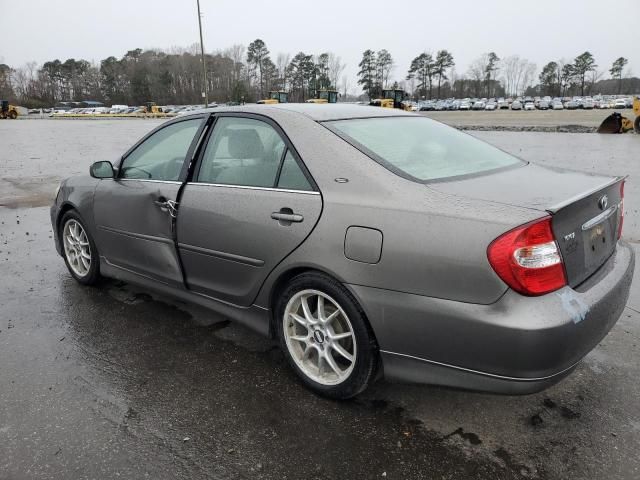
[176,114,322,306]
[93,116,207,287]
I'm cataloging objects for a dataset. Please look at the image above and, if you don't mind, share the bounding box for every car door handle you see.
[271,212,303,222]
[271,209,303,224]
[154,197,179,217]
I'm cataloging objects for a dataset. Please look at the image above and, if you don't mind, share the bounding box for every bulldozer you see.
[370,89,411,110]
[257,91,288,104]
[142,102,163,114]
[0,100,18,119]
[306,89,339,104]
[597,96,640,133]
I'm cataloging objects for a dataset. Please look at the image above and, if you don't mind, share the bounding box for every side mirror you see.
[90,161,115,179]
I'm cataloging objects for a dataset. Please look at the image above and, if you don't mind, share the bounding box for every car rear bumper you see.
[348,241,634,394]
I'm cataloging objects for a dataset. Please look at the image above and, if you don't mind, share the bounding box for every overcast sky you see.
[2,0,638,91]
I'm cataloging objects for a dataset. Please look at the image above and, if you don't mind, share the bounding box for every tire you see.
[59,210,101,285]
[8,110,17,119]
[634,115,640,134]
[275,272,378,399]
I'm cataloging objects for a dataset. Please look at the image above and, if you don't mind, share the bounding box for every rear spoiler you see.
[545,175,626,214]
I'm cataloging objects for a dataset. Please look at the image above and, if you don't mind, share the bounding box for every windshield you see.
[327,117,523,182]
[319,91,329,100]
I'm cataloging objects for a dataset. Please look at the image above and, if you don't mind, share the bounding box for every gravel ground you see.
[420,108,636,132]
[1,119,639,479]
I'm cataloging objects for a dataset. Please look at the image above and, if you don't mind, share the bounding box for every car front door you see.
[93,116,206,287]
[176,114,322,306]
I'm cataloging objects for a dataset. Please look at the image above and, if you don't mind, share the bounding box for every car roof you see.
[180,103,416,122]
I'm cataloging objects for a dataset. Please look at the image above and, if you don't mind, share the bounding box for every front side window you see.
[197,117,286,188]
[120,119,202,181]
[328,117,522,182]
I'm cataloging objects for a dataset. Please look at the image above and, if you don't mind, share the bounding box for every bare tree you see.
[341,74,350,100]
[520,62,537,95]
[500,55,536,96]
[276,52,290,90]
[467,54,487,97]
[327,53,345,90]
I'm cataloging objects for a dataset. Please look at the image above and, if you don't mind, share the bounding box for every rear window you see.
[327,117,523,182]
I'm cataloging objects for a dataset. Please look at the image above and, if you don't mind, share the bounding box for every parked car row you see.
[415,95,636,112]
[28,103,239,117]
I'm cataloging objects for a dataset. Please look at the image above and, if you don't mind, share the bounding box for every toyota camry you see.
[51,104,634,399]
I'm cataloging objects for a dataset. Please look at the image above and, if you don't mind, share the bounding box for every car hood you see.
[427,163,620,214]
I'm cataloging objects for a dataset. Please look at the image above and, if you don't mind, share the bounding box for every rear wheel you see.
[275,272,378,399]
[60,211,101,285]
[634,115,640,134]
[8,110,17,119]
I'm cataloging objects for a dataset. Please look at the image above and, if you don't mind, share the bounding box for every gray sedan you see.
[51,104,634,399]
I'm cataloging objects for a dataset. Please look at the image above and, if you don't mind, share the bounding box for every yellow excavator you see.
[370,89,411,110]
[0,100,18,119]
[306,89,339,104]
[257,91,288,104]
[142,102,163,114]
[597,96,640,133]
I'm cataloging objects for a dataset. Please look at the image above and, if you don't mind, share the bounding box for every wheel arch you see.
[266,265,377,346]
[56,202,79,234]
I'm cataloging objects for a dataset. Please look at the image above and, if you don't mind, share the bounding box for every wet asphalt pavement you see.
[1,119,639,479]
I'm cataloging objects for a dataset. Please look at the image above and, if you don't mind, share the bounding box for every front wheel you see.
[634,115,640,134]
[60,211,101,285]
[275,272,378,399]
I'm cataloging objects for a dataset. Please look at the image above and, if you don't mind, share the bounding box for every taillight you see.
[487,217,567,296]
[617,180,625,239]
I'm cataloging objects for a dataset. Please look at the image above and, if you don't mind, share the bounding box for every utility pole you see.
[196,0,208,107]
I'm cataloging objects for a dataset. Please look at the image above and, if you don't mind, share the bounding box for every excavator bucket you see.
[597,112,634,134]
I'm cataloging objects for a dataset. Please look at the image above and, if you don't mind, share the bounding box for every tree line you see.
[356,49,635,100]
[0,40,346,108]
[0,40,635,108]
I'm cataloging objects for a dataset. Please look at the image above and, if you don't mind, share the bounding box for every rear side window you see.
[327,117,522,182]
[277,151,312,191]
[197,117,285,187]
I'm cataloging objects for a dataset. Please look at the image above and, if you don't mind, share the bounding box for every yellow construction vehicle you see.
[306,89,339,104]
[142,102,163,114]
[257,91,288,104]
[597,96,640,133]
[369,89,411,110]
[0,100,18,119]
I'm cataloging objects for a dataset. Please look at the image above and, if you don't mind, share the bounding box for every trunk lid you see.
[429,163,624,287]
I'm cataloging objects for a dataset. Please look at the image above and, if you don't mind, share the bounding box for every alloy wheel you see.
[283,289,356,385]
[62,219,91,277]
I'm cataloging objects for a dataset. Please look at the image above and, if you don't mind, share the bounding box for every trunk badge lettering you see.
[598,195,608,210]
[564,232,575,242]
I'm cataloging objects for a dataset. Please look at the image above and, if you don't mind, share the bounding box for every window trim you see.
[117,115,208,182]
[191,112,319,192]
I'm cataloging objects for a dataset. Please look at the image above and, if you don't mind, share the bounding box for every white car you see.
[485,102,497,111]
[524,102,535,111]
[510,100,522,110]
[551,101,564,110]
[613,99,627,109]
